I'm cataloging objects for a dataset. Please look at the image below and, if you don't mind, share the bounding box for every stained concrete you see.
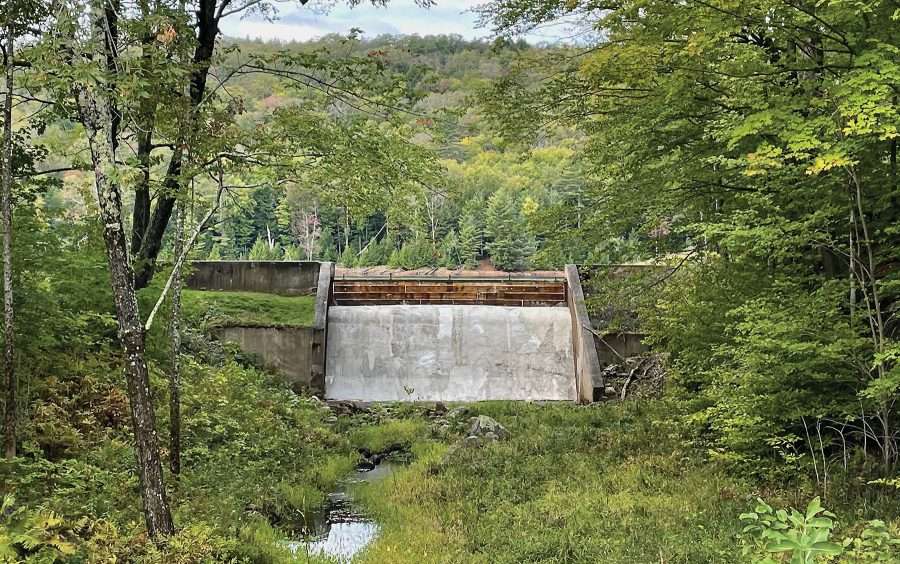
[207,262,334,395]
[187,261,320,296]
[215,326,316,391]
[325,305,576,401]
[566,264,604,403]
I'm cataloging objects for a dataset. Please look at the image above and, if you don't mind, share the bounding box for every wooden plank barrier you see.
[332,279,567,307]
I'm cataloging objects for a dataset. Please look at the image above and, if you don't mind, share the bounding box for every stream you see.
[283,462,395,562]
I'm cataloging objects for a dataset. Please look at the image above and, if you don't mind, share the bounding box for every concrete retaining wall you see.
[186,261,321,296]
[594,332,650,366]
[207,262,334,394]
[325,304,576,402]
[215,326,317,391]
[565,264,603,403]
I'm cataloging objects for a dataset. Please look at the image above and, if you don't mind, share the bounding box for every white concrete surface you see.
[325,305,576,401]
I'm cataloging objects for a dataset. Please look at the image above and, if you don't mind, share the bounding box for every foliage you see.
[485,189,535,271]
[480,0,900,472]
[740,497,900,563]
[0,495,75,561]
[740,497,843,563]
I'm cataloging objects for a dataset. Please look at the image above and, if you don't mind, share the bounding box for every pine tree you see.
[440,230,461,267]
[485,190,535,271]
[338,243,358,267]
[283,244,302,260]
[207,244,223,260]
[458,214,480,269]
[317,226,337,261]
[248,236,281,260]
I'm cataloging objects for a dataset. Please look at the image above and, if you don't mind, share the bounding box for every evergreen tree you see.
[338,243,358,267]
[440,230,461,267]
[485,190,535,271]
[317,226,337,261]
[393,237,436,269]
[207,244,223,260]
[248,236,281,260]
[283,244,302,260]
[458,212,481,269]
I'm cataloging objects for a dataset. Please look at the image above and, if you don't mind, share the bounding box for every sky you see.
[219,0,567,44]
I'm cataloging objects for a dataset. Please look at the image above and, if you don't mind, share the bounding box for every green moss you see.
[181,289,316,328]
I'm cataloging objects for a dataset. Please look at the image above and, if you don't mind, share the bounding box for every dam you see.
[325,305,576,401]
[186,262,602,403]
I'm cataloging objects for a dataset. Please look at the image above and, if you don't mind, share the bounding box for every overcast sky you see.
[219,1,567,43]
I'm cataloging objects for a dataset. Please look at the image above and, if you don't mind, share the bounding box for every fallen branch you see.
[581,323,627,362]
[620,357,649,401]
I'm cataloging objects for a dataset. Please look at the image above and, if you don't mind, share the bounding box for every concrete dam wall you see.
[325,305,577,402]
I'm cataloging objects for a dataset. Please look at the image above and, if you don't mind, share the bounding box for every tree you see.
[457,206,481,269]
[127,0,437,289]
[168,202,184,476]
[1,7,14,460]
[485,189,534,271]
[66,0,175,540]
[440,229,461,267]
[248,235,281,260]
[479,0,900,470]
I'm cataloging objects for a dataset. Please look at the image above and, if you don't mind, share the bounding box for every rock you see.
[463,435,481,447]
[433,401,448,414]
[603,386,618,398]
[356,459,376,472]
[483,431,499,442]
[467,415,509,440]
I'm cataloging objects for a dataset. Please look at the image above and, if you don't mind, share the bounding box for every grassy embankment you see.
[180,289,316,328]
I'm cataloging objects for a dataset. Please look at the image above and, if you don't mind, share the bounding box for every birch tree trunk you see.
[2,18,15,461]
[73,0,174,539]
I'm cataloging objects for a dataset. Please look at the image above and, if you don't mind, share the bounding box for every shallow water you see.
[284,463,395,562]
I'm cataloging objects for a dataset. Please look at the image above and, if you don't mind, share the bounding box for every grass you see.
[349,418,430,454]
[181,289,316,328]
[349,401,756,564]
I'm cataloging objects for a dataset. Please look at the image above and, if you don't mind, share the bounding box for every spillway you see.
[325,305,576,402]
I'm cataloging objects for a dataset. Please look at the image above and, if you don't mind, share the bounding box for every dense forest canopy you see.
[0,0,898,561]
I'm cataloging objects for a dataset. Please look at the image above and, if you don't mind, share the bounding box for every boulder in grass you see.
[467,415,509,441]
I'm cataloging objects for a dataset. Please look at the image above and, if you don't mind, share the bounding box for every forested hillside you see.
[35,34,589,271]
[197,35,590,270]
[0,0,899,562]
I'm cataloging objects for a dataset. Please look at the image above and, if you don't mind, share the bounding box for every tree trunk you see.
[2,19,15,460]
[74,0,174,539]
[169,202,184,476]
[132,0,218,289]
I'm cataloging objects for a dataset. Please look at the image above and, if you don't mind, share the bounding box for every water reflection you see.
[285,463,395,562]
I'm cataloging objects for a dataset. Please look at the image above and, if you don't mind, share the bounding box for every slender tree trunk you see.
[2,19,16,460]
[169,202,184,476]
[74,0,174,539]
